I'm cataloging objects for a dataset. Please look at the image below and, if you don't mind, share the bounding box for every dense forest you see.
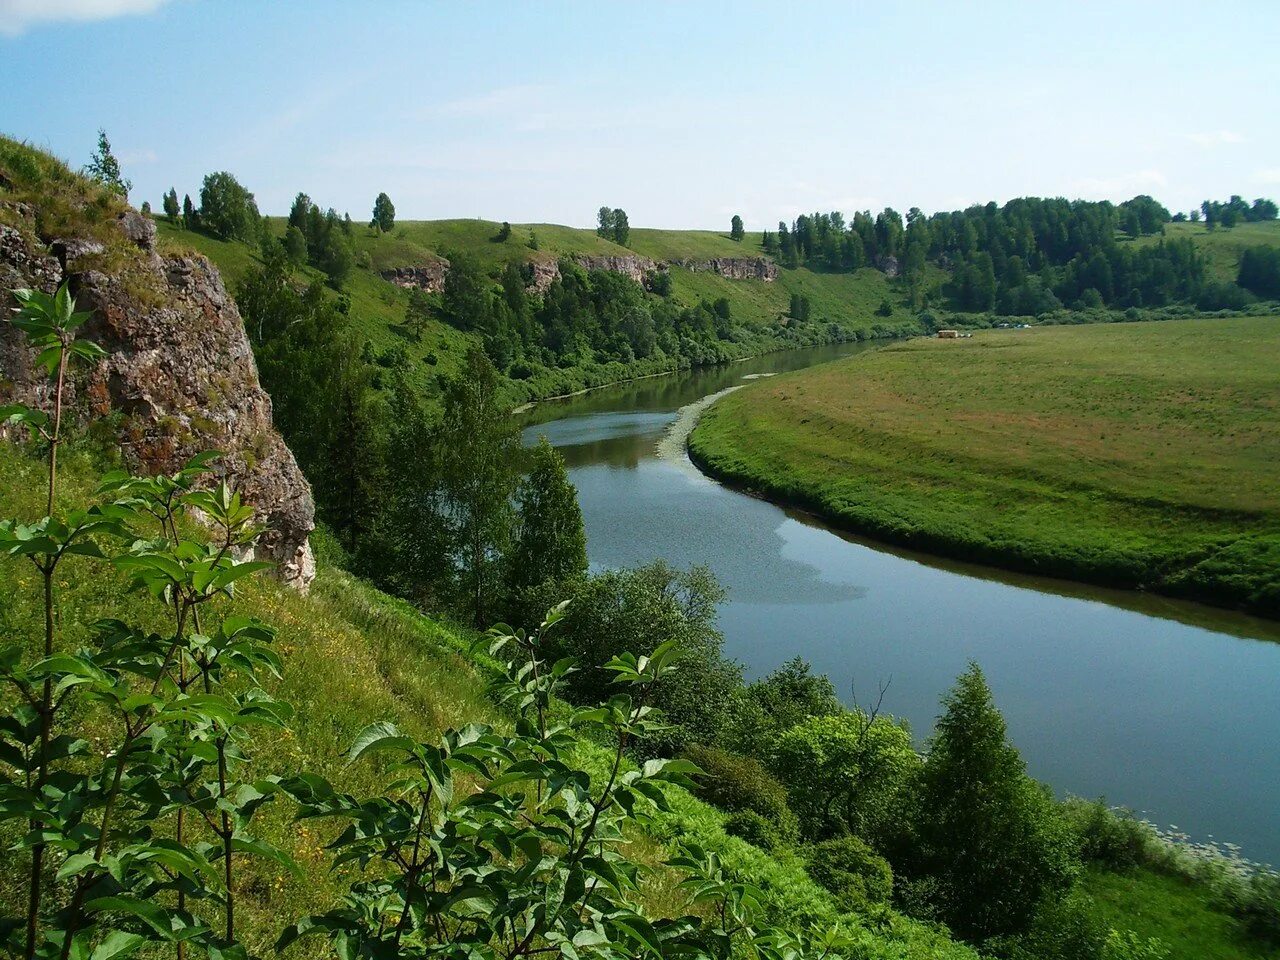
[762,194,1278,314]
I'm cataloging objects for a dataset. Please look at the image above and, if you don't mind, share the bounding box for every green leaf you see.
[346,721,416,763]
[231,835,301,877]
[89,931,145,960]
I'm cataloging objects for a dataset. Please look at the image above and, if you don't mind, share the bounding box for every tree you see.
[83,128,131,198]
[182,193,197,229]
[494,220,511,242]
[730,214,745,241]
[910,663,1078,942]
[283,224,308,266]
[773,712,918,844]
[505,436,587,623]
[162,187,180,222]
[538,562,739,755]
[288,192,313,237]
[139,200,151,216]
[314,221,354,287]
[441,250,491,331]
[596,206,614,238]
[613,208,630,246]
[436,346,520,625]
[372,191,395,232]
[198,171,260,241]
[1238,246,1280,299]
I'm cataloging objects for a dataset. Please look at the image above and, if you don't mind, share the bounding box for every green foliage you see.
[1063,799,1156,870]
[536,562,739,756]
[504,436,587,626]
[83,129,131,199]
[1,283,292,959]
[434,347,521,625]
[281,618,848,960]
[371,191,395,233]
[234,247,382,544]
[730,215,744,242]
[772,712,918,845]
[803,836,893,912]
[162,188,180,223]
[723,657,842,758]
[681,744,798,841]
[907,664,1079,941]
[1237,246,1280,298]
[198,171,260,242]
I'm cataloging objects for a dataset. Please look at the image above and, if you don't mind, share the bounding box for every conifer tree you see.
[83,128,131,198]
[912,663,1077,941]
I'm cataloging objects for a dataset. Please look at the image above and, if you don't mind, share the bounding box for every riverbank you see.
[687,316,1280,619]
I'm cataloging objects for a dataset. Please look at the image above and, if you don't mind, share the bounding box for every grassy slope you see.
[1081,867,1280,960]
[689,316,1280,615]
[0,440,977,960]
[1132,221,1280,283]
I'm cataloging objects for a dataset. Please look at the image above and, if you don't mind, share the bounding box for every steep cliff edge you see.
[0,148,315,590]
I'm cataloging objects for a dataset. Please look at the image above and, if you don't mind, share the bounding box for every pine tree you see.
[912,663,1077,941]
[730,214,745,241]
[162,187,180,222]
[84,128,131,198]
[182,193,197,229]
[505,437,587,622]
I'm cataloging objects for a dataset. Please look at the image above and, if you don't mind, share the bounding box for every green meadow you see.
[689,316,1280,616]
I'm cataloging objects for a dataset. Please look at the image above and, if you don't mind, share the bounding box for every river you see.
[521,342,1280,865]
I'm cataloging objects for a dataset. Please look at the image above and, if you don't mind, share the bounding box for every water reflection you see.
[521,345,1280,864]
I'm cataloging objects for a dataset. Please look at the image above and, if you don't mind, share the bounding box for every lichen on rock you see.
[0,197,315,591]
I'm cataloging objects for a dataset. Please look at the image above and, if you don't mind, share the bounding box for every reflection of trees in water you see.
[519,342,879,428]
[559,433,655,470]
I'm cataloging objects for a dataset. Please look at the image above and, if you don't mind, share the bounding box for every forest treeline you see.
[760,193,1278,313]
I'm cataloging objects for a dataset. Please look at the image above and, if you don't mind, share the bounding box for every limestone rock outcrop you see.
[380,259,449,294]
[672,257,777,282]
[0,201,316,591]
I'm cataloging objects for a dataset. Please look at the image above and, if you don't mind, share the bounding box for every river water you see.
[521,343,1280,865]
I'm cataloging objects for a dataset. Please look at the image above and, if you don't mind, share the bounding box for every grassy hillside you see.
[689,316,1280,616]
[1133,220,1280,283]
[0,439,983,960]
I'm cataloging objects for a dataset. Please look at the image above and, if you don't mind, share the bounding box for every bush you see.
[724,810,787,851]
[772,711,919,844]
[1063,799,1153,869]
[986,893,1110,960]
[683,743,799,840]
[804,836,893,912]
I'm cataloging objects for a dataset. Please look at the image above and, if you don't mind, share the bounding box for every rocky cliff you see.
[383,251,780,296]
[0,199,316,591]
[671,257,777,282]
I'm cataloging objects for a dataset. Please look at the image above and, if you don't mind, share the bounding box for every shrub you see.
[683,743,799,840]
[725,810,787,851]
[1063,799,1153,869]
[804,836,893,912]
[772,711,919,844]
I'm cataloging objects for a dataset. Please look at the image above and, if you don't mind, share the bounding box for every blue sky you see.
[2,0,1278,229]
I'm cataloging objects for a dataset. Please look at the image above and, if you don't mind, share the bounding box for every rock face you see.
[380,260,449,294]
[383,251,779,296]
[672,257,777,282]
[0,203,316,591]
[572,254,657,283]
[876,255,900,278]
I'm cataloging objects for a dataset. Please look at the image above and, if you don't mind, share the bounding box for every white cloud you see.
[1185,130,1246,147]
[0,0,169,35]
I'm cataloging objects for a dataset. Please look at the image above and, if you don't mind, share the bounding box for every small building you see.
[937,329,959,339]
